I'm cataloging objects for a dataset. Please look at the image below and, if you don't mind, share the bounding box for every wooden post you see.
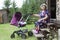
[58,29,60,40]
[0,13,3,23]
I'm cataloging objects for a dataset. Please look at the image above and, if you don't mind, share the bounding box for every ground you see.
[0,23,57,40]
[0,23,37,40]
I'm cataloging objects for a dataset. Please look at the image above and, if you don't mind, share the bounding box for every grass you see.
[0,23,37,40]
[0,23,57,40]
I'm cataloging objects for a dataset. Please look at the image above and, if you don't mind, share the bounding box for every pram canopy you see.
[10,12,30,27]
[10,12,22,26]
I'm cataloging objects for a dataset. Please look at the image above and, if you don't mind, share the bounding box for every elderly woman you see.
[33,4,49,33]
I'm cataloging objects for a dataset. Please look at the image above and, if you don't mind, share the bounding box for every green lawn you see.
[0,23,57,40]
[0,23,37,40]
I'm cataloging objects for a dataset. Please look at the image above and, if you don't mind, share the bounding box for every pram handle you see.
[25,13,33,22]
[25,14,30,22]
[19,13,32,22]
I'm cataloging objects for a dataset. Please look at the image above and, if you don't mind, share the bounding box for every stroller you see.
[10,12,30,27]
[10,12,33,39]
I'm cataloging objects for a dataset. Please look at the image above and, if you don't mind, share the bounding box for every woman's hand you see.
[38,14,48,22]
[38,19,43,22]
[33,14,40,17]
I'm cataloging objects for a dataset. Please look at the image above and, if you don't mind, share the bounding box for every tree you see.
[12,1,16,12]
[21,0,45,24]
[4,0,11,22]
[11,1,20,13]
[4,0,11,14]
[9,1,20,22]
[21,0,45,14]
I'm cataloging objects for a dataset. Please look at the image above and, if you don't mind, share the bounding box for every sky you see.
[0,0,25,9]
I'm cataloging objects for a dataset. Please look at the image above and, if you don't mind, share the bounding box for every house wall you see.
[46,0,60,21]
[56,0,60,20]
[0,10,8,23]
[0,13,3,23]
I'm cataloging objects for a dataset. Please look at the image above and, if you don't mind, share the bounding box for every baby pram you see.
[10,12,30,27]
[18,14,30,27]
[10,12,33,39]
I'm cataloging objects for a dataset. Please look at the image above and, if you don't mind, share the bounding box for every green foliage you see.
[4,0,11,8]
[9,8,20,22]
[21,0,45,24]
[4,0,11,13]
[3,0,11,22]
[21,0,45,14]
[5,0,20,22]
[3,0,45,23]
[8,8,14,22]
[12,1,17,12]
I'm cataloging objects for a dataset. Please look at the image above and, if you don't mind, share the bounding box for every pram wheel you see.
[21,34,27,39]
[10,33,15,39]
[28,31,33,36]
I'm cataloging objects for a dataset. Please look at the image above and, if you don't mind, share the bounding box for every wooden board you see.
[32,30,44,38]
[58,29,60,40]
[32,28,50,38]
[0,13,3,23]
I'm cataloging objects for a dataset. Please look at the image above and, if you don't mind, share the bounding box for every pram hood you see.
[10,12,22,26]
[10,12,31,27]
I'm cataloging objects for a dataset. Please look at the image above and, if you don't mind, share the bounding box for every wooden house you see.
[0,10,8,23]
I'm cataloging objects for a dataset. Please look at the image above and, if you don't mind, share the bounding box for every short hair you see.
[40,3,47,9]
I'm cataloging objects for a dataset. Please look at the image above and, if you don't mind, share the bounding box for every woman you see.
[33,4,49,33]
